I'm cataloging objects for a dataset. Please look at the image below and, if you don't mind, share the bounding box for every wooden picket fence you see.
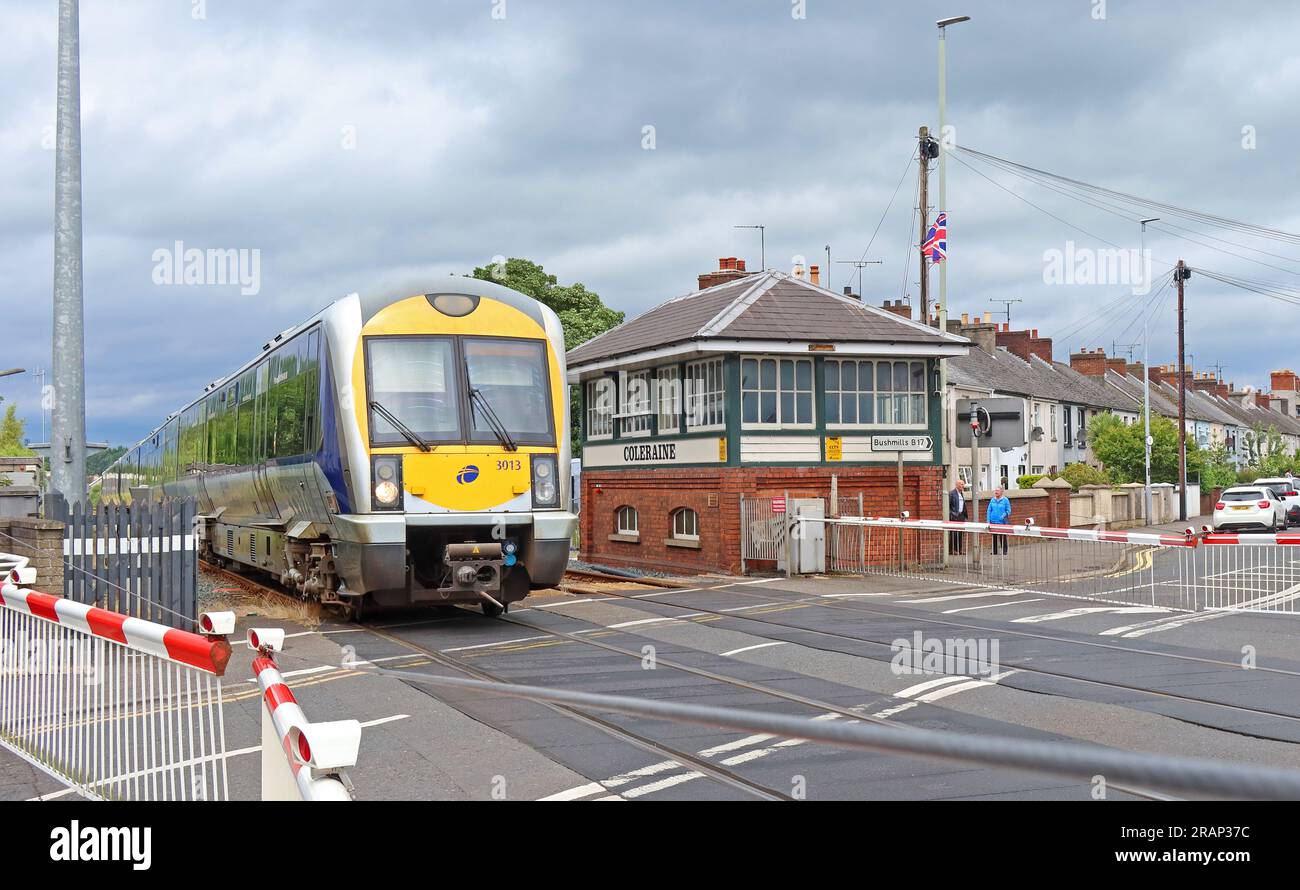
[49,497,198,629]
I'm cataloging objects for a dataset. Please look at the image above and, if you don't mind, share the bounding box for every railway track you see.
[199,559,797,799]
[559,580,1300,740]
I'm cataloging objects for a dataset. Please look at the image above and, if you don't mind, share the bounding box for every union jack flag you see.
[923,212,947,264]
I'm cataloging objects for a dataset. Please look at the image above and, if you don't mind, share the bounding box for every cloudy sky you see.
[3,0,1299,447]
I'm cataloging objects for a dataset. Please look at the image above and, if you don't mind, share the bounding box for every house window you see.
[1063,405,1073,447]
[824,360,926,426]
[1076,407,1087,444]
[586,378,613,439]
[615,505,639,537]
[958,466,973,485]
[741,357,813,426]
[620,370,652,436]
[1032,465,1044,474]
[1050,405,1058,439]
[685,358,725,429]
[656,366,680,432]
[671,507,700,541]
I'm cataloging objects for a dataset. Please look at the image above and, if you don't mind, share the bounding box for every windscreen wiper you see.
[368,400,432,452]
[468,387,518,452]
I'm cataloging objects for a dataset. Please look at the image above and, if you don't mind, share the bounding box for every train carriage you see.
[103,277,576,616]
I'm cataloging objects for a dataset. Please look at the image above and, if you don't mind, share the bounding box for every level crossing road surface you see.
[11,554,1300,801]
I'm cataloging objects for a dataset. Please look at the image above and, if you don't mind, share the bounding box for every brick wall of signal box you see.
[581,465,946,575]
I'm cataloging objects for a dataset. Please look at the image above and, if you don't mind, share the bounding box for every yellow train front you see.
[337,280,576,615]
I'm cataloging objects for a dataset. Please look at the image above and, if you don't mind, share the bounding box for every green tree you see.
[1198,443,1238,490]
[470,258,625,443]
[0,398,35,457]
[1089,411,1197,485]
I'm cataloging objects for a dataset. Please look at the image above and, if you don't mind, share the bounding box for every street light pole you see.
[936,14,969,487]
[1140,217,1159,522]
[51,0,87,508]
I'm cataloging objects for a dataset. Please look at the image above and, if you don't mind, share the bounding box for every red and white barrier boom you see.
[250,628,360,801]
[0,578,232,800]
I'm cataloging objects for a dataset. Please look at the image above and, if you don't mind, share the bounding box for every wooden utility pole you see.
[1176,260,1190,522]
[918,126,931,324]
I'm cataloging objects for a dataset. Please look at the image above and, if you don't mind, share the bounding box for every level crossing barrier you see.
[250,631,360,802]
[805,514,1300,615]
[0,577,231,800]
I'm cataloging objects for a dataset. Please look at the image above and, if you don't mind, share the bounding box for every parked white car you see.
[1213,486,1287,532]
[1252,477,1300,527]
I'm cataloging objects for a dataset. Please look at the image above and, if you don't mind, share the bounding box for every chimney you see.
[1105,357,1128,376]
[793,261,805,279]
[810,264,820,286]
[958,315,999,355]
[1069,347,1109,377]
[1256,392,1272,409]
[1149,364,1174,386]
[697,256,755,290]
[961,312,970,325]
[995,327,1032,361]
[880,299,912,319]
[1216,380,1230,398]
[1191,372,1220,394]
[1126,362,1145,380]
[843,285,859,300]
[1271,369,1299,394]
[1028,332,1053,364]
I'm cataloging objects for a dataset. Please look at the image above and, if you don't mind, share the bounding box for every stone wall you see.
[0,516,64,590]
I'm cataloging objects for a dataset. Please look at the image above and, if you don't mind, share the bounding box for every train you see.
[102,277,576,616]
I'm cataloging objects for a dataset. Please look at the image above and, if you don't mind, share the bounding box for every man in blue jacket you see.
[987,486,1011,555]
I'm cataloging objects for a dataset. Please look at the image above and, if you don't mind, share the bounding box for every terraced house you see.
[566,260,968,573]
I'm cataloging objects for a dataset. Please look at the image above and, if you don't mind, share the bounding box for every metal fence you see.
[1199,533,1300,614]
[51,498,197,628]
[0,578,231,800]
[812,517,1202,612]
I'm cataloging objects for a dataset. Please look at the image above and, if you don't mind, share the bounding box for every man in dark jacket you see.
[948,479,968,554]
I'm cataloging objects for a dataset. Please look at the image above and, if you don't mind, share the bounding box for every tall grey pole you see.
[1139,218,1158,523]
[52,0,87,508]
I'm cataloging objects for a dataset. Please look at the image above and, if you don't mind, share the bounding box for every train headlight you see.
[372,456,403,511]
[531,455,560,508]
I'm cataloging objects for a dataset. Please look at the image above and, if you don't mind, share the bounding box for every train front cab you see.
[333,286,576,614]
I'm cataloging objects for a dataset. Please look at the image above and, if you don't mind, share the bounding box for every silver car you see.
[1213,486,1287,532]
[1252,477,1300,527]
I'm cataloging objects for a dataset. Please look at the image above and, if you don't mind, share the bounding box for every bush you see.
[1059,462,1111,490]
[1016,474,1046,489]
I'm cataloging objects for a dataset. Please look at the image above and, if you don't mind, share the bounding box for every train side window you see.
[304,329,321,452]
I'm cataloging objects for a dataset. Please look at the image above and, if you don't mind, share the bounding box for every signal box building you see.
[566,261,969,574]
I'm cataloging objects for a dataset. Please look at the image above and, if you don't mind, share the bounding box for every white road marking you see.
[717,602,785,612]
[819,592,901,598]
[607,616,678,629]
[539,782,606,801]
[441,635,551,653]
[719,641,787,658]
[894,676,968,698]
[619,771,705,798]
[901,590,1027,604]
[1013,606,1168,624]
[944,598,1045,614]
[913,678,995,703]
[699,734,776,757]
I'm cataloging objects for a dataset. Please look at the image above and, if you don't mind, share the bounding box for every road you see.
[11,551,1299,801]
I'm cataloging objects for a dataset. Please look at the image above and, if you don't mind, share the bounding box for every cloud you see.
[2,0,1299,446]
